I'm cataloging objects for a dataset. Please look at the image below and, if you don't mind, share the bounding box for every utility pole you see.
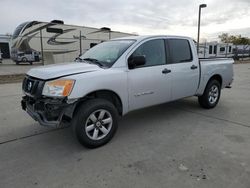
[40,29,44,65]
[79,30,82,56]
[197,4,207,54]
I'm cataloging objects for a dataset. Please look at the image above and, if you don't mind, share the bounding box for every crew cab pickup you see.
[21,35,234,148]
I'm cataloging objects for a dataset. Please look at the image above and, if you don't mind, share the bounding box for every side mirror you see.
[75,56,82,62]
[128,55,146,69]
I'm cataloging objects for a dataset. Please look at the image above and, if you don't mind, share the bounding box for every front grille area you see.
[22,76,45,98]
[21,77,70,127]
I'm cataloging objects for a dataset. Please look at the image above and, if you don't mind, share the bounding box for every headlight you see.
[42,79,75,97]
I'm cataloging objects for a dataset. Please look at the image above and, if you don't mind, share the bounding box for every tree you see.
[218,33,250,45]
[218,33,230,43]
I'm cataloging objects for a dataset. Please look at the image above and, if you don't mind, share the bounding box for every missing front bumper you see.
[21,96,75,128]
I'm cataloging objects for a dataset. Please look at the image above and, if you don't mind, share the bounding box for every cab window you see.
[130,39,166,67]
[167,39,193,63]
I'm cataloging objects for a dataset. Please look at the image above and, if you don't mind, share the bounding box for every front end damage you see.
[21,76,77,128]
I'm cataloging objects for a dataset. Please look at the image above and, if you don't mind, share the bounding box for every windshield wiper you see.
[82,58,105,67]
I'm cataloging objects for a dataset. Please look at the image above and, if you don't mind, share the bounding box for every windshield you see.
[79,40,135,67]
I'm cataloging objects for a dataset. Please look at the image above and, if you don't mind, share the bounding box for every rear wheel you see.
[198,79,221,109]
[72,99,118,148]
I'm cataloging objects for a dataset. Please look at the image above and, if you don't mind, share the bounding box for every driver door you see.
[127,39,172,111]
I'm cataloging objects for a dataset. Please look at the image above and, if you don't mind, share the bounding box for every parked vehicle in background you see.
[232,45,250,60]
[12,50,40,65]
[21,35,234,148]
[11,20,135,65]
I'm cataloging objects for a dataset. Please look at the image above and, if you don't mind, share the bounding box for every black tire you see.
[72,99,119,148]
[198,79,221,109]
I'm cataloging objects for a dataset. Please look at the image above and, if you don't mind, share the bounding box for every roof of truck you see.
[112,35,193,41]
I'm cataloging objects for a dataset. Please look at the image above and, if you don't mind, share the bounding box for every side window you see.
[130,39,166,67]
[90,43,98,48]
[168,39,192,63]
[25,51,32,54]
[220,47,225,52]
[209,45,213,54]
[213,45,217,54]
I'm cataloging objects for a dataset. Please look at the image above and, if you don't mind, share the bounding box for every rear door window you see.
[167,39,193,63]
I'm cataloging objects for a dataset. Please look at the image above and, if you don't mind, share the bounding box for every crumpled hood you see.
[27,62,101,80]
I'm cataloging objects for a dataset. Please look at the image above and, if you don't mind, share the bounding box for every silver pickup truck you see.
[21,35,234,148]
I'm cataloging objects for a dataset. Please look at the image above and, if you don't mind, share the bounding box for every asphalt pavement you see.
[0,64,250,188]
[0,59,43,76]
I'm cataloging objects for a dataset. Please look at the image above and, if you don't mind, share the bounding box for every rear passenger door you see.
[166,38,199,100]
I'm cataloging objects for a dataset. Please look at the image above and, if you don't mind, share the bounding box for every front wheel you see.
[72,99,119,148]
[198,79,221,109]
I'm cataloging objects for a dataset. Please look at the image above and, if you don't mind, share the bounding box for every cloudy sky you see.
[1,0,250,41]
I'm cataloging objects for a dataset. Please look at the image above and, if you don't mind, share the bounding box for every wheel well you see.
[208,74,222,86]
[75,90,123,116]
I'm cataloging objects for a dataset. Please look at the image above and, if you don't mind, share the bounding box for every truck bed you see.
[196,58,234,95]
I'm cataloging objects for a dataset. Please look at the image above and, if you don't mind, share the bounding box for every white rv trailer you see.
[198,41,234,58]
[11,20,136,64]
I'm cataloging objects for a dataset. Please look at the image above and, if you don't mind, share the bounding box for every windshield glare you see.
[80,40,135,67]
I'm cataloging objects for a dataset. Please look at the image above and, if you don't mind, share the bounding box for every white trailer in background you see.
[11,20,136,65]
[198,41,234,58]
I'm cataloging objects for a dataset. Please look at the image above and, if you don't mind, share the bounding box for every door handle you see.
[190,65,198,70]
[162,68,171,74]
